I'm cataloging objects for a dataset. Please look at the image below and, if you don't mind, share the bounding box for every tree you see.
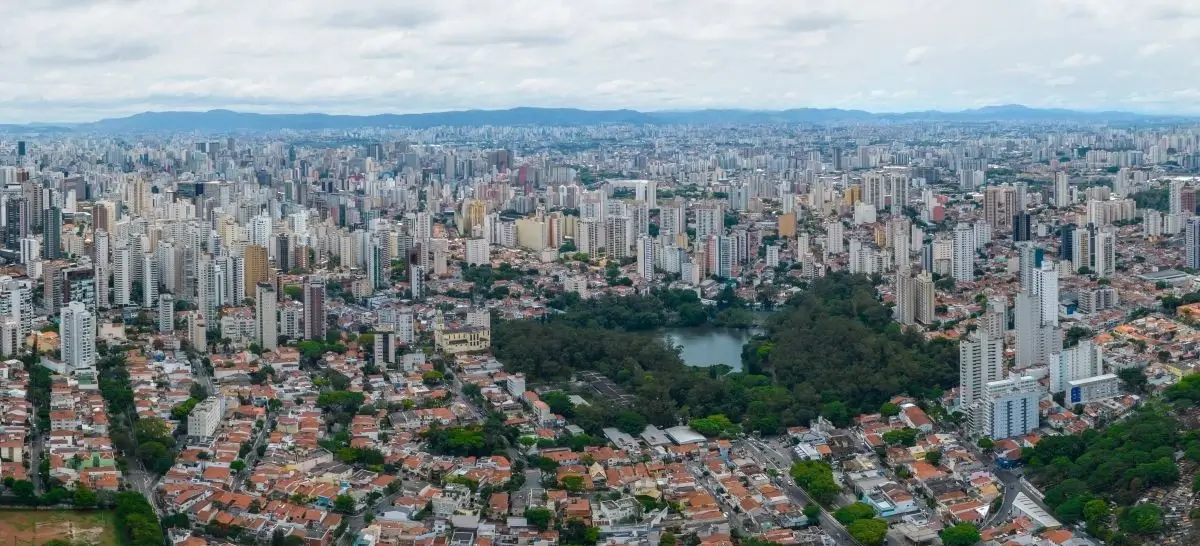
[976,437,995,450]
[658,531,676,546]
[790,461,839,506]
[1118,504,1163,535]
[73,484,97,508]
[523,507,553,531]
[1084,500,1111,524]
[834,502,876,525]
[334,494,357,514]
[879,402,900,417]
[12,480,34,500]
[1117,367,1148,395]
[689,414,737,437]
[941,523,982,546]
[846,518,888,546]
[925,449,943,466]
[802,504,821,523]
[231,460,246,472]
[561,519,599,546]
[560,475,585,492]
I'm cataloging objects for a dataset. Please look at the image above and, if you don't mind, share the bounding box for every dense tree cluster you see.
[789,460,840,506]
[1131,187,1170,213]
[492,273,957,436]
[422,415,515,457]
[744,273,959,419]
[1024,409,1181,540]
[115,491,164,546]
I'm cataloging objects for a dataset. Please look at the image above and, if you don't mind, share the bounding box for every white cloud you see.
[5,0,1200,121]
[1060,53,1102,67]
[903,46,931,65]
[1139,42,1172,57]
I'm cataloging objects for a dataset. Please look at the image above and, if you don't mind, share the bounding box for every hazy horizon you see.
[6,0,1200,123]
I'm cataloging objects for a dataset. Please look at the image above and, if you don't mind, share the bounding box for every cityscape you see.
[0,106,1195,546]
[7,2,1200,543]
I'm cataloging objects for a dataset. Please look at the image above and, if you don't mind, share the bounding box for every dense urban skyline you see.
[8,0,1200,122]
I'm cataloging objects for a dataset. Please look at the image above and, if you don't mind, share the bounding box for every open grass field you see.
[0,510,118,546]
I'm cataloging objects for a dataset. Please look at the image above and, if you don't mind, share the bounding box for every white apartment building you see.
[188,397,226,439]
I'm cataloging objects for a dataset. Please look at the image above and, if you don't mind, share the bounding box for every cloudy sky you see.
[3,0,1200,122]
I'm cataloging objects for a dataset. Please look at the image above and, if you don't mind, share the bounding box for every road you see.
[339,490,406,545]
[741,439,861,546]
[28,427,42,493]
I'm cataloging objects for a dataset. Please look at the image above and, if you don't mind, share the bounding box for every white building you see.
[256,283,277,351]
[465,238,490,267]
[1067,374,1121,404]
[188,397,226,439]
[60,301,96,372]
[158,294,174,333]
[974,376,1041,440]
[959,332,1003,409]
[1050,340,1103,394]
[952,224,974,283]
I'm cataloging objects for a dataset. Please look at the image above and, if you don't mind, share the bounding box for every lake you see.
[661,327,760,371]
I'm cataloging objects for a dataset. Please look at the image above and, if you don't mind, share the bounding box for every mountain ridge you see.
[4,105,1195,132]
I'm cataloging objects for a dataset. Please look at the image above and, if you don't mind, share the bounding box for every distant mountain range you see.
[5,104,1195,132]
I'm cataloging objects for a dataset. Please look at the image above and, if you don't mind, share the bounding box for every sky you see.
[4,0,1200,122]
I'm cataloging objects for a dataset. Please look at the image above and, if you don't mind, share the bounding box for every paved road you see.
[741,439,860,546]
[339,490,405,545]
[29,428,42,494]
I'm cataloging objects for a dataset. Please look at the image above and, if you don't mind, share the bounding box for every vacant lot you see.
[0,510,118,546]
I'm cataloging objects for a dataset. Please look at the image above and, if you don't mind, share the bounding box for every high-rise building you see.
[113,246,132,306]
[158,293,174,333]
[1054,171,1070,207]
[1017,243,1043,291]
[1187,218,1200,269]
[894,269,918,325]
[1033,262,1059,327]
[983,186,1018,231]
[466,238,489,267]
[243,245,268,299]
[1050,340,1103,394]
[303,276,325,340]
[825,220,845,254]
[42,207,62,260]
[973,376,1040,439]
[2,197,25,251]
[256,282,277,351]
[60,301,96,372]
[1059,224,1076,262]
[141,253,158,308]
[915,271,936,324]
[952,223,974,283]
[1012,212,1032,242]
[374,327,399,367]
[959,332,1004,409]
[636,236,654,279]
